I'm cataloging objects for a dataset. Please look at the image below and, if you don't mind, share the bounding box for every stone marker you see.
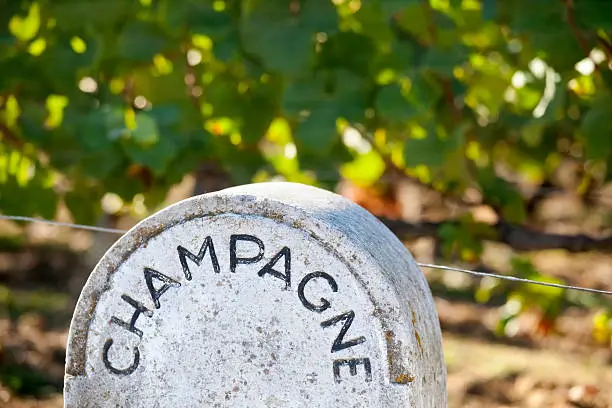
[64,182,446,407]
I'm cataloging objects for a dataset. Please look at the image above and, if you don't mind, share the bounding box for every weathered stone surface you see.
[64,182,446,407]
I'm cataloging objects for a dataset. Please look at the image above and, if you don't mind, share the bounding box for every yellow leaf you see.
[568,76,596,97]
[109,78,125,94]
[27,37,47,56]
[593,311,611,344]
[5,95,21,127]
[213,0,226,11]
[340,150,386,187]
[16,154,33,186]
[376,68,397,85]
[9,2,41,42]
[125,108,137,130]
[45,95,69,129]
[70,36,87,54]
[152,54,173,76]
[266,118,292,144]
[192,35,213,51]
[200,103,213,117]
[230,132,242,145]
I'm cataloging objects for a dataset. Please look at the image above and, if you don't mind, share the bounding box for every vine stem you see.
[564,0,600,74]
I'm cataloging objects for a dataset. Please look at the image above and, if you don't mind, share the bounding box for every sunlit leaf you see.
[341,150,386,187]
[9,2,40,42]
[130,113,160,147]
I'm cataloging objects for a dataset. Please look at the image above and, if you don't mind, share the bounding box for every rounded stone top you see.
[64,182,446,407]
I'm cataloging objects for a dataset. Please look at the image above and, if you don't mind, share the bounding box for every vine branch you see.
[381,217,612,254]
[564,0,600,74]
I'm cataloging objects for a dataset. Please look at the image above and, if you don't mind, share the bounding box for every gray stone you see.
[64,182,446,407]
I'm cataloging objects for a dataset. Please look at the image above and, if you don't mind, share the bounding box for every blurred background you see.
[1,0,612,406]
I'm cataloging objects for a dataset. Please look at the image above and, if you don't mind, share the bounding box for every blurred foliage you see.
[2,0,612,221]
[492,258,566,337]
[1,0,612,342]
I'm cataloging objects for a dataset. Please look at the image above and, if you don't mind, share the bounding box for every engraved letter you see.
[110,295,153,338]
[257,246,291,289]
[333,358,372,383]
[298,272,338,312]
[229,234,264,273]
[144,267,181,309]
[321,310,366,352]
[102,338,140,375]
[177,236,220,280]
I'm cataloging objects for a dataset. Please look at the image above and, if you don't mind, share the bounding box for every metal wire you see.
[418,263,612,296]
[1,213,612,296]
[0,214,126,234]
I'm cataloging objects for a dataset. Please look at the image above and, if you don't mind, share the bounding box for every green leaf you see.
[40,35,102,90]
[51,0,136,30]
[409,73,443,109]
[477,168,526,223]
[148,105,182,127]
[330,70,368,120]
[575,0,612,30]
[240,94,278,144]
[166,1,233,38]
[510,1,584,71]
[122,132,180,176]
[320,32,376,76]
[437,219,484,262]
[213,31,241,62]
[421,46,468,76]
[376,40,418,74]
[132,65,189,104]
[482,0,496,21]
[0,150,58,219]
[294,105,338,154]
[394,4,430,41]
[65,188,103,225]
[282,76,327,115]
[376,83,418,122]
[118,22,169,62]
[206,75,245,117]
[601,70,612,90]
[131,113,160,147]
[376,75,439,123]
[580,94,612,161]
[510,1,564,32]
[19,101,47,144]
[465,74,510,117]
[403,123,462,168]
[78,106,125,150]
[379,0,421,19]
[214,139,267,184]
[241,0,338,76]
[79,146,125,179]
[354,2,394,43]
[163,129,212,183]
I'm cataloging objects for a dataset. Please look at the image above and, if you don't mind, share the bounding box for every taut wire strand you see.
[417,263,612,296]
[0,214,126,234]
